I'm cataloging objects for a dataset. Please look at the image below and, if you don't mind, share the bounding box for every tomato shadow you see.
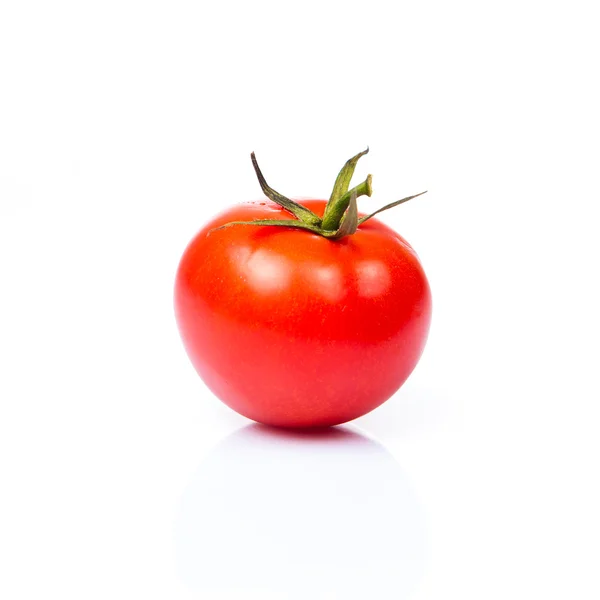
[174,423,429,599]
[245,422,368,443]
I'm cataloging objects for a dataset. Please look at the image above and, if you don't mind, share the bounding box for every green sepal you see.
[251,153,322,226]
[357,191,428,226]
[330,191,358,239]
[210,218,328,237]
[327,148,369,206]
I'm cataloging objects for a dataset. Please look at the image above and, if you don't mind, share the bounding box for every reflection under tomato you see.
[174,425,428,599]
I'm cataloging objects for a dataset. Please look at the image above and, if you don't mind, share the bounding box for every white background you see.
[1,1,599,598]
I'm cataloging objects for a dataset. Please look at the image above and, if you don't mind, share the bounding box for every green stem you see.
[321,148,369,229]
[321,174,372,231]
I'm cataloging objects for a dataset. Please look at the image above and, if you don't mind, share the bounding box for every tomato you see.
[174,151,431,428]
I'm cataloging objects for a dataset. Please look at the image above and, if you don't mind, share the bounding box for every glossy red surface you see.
[174,199,432,427]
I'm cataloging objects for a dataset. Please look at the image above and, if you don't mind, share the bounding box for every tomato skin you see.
[174,199,431,428]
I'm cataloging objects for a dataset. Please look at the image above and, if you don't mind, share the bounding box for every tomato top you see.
[211,149,427,241]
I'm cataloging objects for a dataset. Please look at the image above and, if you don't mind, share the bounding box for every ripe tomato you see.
[174,151,431,428]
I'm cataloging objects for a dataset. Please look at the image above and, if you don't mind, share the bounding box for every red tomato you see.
[174,196,432,428]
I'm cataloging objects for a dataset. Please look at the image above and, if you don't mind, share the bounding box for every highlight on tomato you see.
[174,149,431,428]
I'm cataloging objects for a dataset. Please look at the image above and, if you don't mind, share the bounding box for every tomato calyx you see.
[212,149,427,240]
